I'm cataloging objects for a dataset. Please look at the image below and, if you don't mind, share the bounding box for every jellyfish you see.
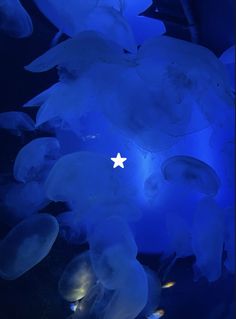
[58,252,97,302]
[136,36,234,128]
[45,151,136,212]
[33,0,136,52]
[0,0,33,38]
[25,31,127,75]
[192,198,225,282]
[13,137,61,183]
[0,111,35,136]
[161,155,221,196]
[3,181,48,223]
[0,214,59,280]
[24,33,130,127]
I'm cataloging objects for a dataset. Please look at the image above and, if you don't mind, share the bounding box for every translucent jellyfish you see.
[0,111,35,135]
[45,151,135,212]
[161,156,221,196]
[25,31,127,74]
[13,137,61,183]
[0,214,59,280]
[33,1,136,52]
[88,216,137,290]
[137,36,234,127]
[4,181,48,223]
[58,252,97,302]
[0,0,33,38]
[97,63,180,151]
[192,198,224,282]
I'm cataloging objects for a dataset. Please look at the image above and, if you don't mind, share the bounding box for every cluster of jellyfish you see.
[0,1,235,319]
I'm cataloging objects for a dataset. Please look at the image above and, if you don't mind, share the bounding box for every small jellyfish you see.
[192,198,224,282]
[58,252,97,302]
[0,0,33,38]
[0,214,59,280]
[0,111,35,136]
[161,155,221,196]
[13,137,61,183]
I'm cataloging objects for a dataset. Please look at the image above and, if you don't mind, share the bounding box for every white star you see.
[111,153,127,168]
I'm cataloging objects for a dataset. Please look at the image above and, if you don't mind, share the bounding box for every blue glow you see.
[0,1,234,318]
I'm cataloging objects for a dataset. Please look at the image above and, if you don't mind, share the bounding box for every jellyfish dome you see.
[0,214,59,280]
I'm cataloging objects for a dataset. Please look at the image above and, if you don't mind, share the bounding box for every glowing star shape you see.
[111,153,127,168]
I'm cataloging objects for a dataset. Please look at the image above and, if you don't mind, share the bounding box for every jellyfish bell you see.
[13,137,61,183]
[0,214,59,280]
[161,155,221,196]
[0,111,35,136]
[25,31,128,74]
[33,0,136,52]
[45,151,136,212]
[58,252,97,302]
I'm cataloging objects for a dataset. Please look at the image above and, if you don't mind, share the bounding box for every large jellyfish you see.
[0,111,35,136]
[45,151,138,213]
[136,36,234,128]
[13,137,61,183]
[0,214,59,280]
[0,0,33,38]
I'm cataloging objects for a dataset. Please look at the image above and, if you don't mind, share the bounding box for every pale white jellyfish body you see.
[13,137,61,183]
[0,214,59,280]
[0,0,33,38]
[58,252,97,302]
[0,111,35,135]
